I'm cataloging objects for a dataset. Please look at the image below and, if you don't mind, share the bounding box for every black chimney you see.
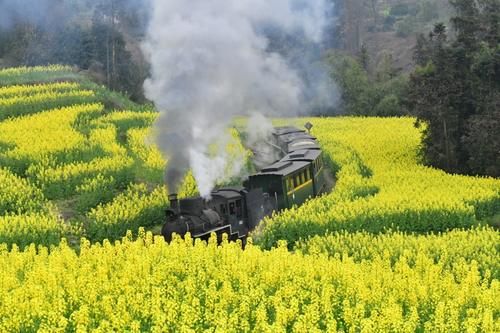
[169,193,179,214]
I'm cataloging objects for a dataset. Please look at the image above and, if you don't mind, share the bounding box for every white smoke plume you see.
[245,113,282,169]
[142,0,335,198]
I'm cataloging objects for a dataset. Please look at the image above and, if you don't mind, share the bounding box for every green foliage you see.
[373,94,400,116]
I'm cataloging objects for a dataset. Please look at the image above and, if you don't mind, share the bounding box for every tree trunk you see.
[443,118,451,170]
[371,0,378,25]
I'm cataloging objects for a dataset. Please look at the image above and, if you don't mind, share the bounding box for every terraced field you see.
[0,66,498,332]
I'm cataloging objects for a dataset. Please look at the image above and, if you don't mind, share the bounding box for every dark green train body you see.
[247,127,327,210]
[162,125,332,242]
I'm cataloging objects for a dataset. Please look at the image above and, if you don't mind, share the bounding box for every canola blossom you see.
[0,82,81,98]
[0,232,497,333]
[0,65,78,86]
[296,226,500,279]
[0,89,97,120]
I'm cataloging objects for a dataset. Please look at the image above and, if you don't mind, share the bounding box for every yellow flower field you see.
[0,233,497,332]
[0,66,498,332]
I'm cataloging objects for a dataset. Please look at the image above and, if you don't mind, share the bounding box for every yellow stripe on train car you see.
[287,179,313,196]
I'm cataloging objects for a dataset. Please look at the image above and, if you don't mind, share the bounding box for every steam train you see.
[162,125,328,242]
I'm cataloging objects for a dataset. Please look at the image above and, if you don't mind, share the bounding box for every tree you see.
[329,51,407,116]
[408,1,500,177]
[358,43,370,72]
[413,33,431,66]
[408,24,461,171]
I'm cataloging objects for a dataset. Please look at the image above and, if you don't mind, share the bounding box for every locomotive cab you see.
[162,187,273,242]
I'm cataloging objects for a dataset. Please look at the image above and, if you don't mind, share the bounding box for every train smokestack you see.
[169,193,179,214]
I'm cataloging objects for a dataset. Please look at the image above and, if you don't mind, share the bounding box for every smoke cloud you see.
[245,113,282,169]
[143,0,335,198]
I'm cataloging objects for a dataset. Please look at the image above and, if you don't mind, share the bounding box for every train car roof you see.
[211,187,245,199]
[287,139,320,152]
[278,132,316,143]
[281,149,322,162]
[252,160,310,176]
[272,126,305,136]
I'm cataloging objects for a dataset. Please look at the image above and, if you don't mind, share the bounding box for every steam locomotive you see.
[162,125,328,242]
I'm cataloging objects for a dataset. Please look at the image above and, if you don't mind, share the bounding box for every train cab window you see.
[229,202,235,215]
[235,200,242,218]
[220,204,227,215]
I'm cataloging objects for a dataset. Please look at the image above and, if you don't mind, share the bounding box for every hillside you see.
[336,0,453,72]
[0,66,498,331]
[0,66,177,247]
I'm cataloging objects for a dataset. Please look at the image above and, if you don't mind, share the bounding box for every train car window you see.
[293,176,298,188]
[288,178,293,190]
[220,204,227,215]
[300,172,305,183]
[229,202,235,215]
[305,169,309,181]
[235,200,242,218]
[296,175,301,186]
